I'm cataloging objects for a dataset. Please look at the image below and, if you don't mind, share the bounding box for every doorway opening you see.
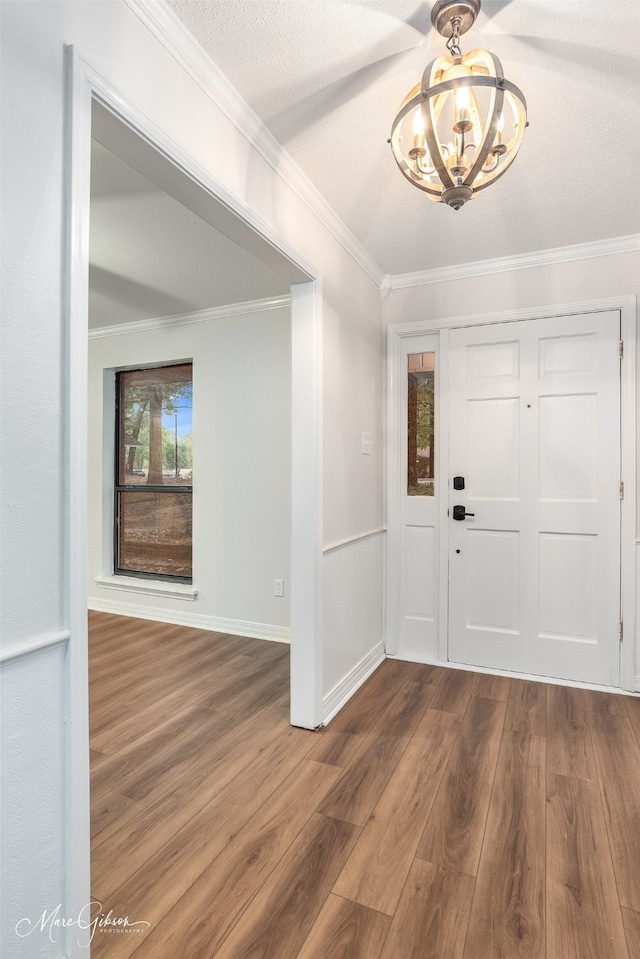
[66,50,323,943]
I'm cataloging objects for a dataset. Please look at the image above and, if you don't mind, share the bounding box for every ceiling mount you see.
[430,0,481,40]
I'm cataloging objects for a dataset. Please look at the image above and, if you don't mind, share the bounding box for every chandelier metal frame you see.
[390,0,528,210]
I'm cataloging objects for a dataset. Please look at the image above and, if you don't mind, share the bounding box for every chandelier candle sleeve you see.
[390,0,527,209]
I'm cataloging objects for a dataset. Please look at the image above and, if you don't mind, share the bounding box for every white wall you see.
[87,304,292,639]
[0,642,67,959]
[384,250,639,331]
[0,3,385,956]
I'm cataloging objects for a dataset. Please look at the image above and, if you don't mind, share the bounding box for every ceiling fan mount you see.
[431,0,481,40]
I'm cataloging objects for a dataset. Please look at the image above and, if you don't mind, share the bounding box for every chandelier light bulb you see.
[411,106,427,155]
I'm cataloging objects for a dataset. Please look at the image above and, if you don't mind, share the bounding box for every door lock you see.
[452,505,475,521]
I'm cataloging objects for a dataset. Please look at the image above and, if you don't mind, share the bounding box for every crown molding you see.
[379,274,392,302]
[388,234,640,291]
[122,0,385,288]
[89,294,290,339]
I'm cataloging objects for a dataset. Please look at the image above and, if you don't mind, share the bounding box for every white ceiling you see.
[164,0,640,276]
[90,1,640,327]
[89,140,289,329]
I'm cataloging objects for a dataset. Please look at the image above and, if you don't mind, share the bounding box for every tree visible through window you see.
[407,352,435,496]
[115,363,193,579]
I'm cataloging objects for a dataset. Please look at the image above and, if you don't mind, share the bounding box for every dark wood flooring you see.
[89,610,640,958]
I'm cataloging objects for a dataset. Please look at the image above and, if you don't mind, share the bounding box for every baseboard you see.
[88,597,290,643]
[322,642,386,725]
[387,654,640,696]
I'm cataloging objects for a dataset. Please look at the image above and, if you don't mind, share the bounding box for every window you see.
[115,363,193,580]
[407,352,435,496]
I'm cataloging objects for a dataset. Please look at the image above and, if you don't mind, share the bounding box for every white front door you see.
[448,311,621,685]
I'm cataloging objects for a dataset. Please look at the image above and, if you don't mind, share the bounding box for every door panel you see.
[405,526,436,619]
[467,397,520,498]
[466,529,520,632]
[538,533,597,640]
[448,311,621,686]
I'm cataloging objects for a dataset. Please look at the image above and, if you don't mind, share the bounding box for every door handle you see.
[452,505,475,521]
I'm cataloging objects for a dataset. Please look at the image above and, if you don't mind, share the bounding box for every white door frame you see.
[65,47,323,953]
[386,296,637,690]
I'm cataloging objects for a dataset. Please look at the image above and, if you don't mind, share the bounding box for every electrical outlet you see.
[362,432,371,455]
[274,579,285,597]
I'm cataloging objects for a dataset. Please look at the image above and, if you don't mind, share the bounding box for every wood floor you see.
[89,610,640,959]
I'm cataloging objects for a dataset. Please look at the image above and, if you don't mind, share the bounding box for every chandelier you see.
[390,0,527,210]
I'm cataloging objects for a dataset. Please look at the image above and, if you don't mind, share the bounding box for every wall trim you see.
[322,641,386,725]
[122,0,385,289]
[0,630,70,665]
[388,233,640,292]
[89,294,291,339]
[323,526,386,554]
[95,575,197,600]
[387,295,639,336]
[64,47,93,953]
[88,597,290,643]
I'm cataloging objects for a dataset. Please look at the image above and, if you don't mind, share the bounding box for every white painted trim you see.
[389,234,640,291]
[387,295,640,335]
[386,655,640,697]
[323,526,386,554]
[386,295,637,693]
[636,541,640,693]
[64,46,92,958]
[322,642,386,725]
[0,630,70,665]
[94,575,198,600]
[122,0,385,288]
[437,329,450,665]
[88,597,290,643]
[620,297,638,691]
[89,294,291,339]
[290,280,324,728]
[384,327,400,656]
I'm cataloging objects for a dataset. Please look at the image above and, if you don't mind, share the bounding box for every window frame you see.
[113,362,193,583]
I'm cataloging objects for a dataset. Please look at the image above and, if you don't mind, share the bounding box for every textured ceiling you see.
[89,140,288,329]
[166,0,640,276]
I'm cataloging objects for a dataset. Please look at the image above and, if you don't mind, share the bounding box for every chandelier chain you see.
[446,17,463,57]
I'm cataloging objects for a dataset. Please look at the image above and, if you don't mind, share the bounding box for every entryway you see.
[387,305,633,689]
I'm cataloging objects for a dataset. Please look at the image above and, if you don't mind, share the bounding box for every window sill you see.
[95,575,197,601]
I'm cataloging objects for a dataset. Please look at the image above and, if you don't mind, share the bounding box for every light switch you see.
[362,432,371,455]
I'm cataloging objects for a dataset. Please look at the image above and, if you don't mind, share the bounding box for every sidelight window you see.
[407,352,435,496]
